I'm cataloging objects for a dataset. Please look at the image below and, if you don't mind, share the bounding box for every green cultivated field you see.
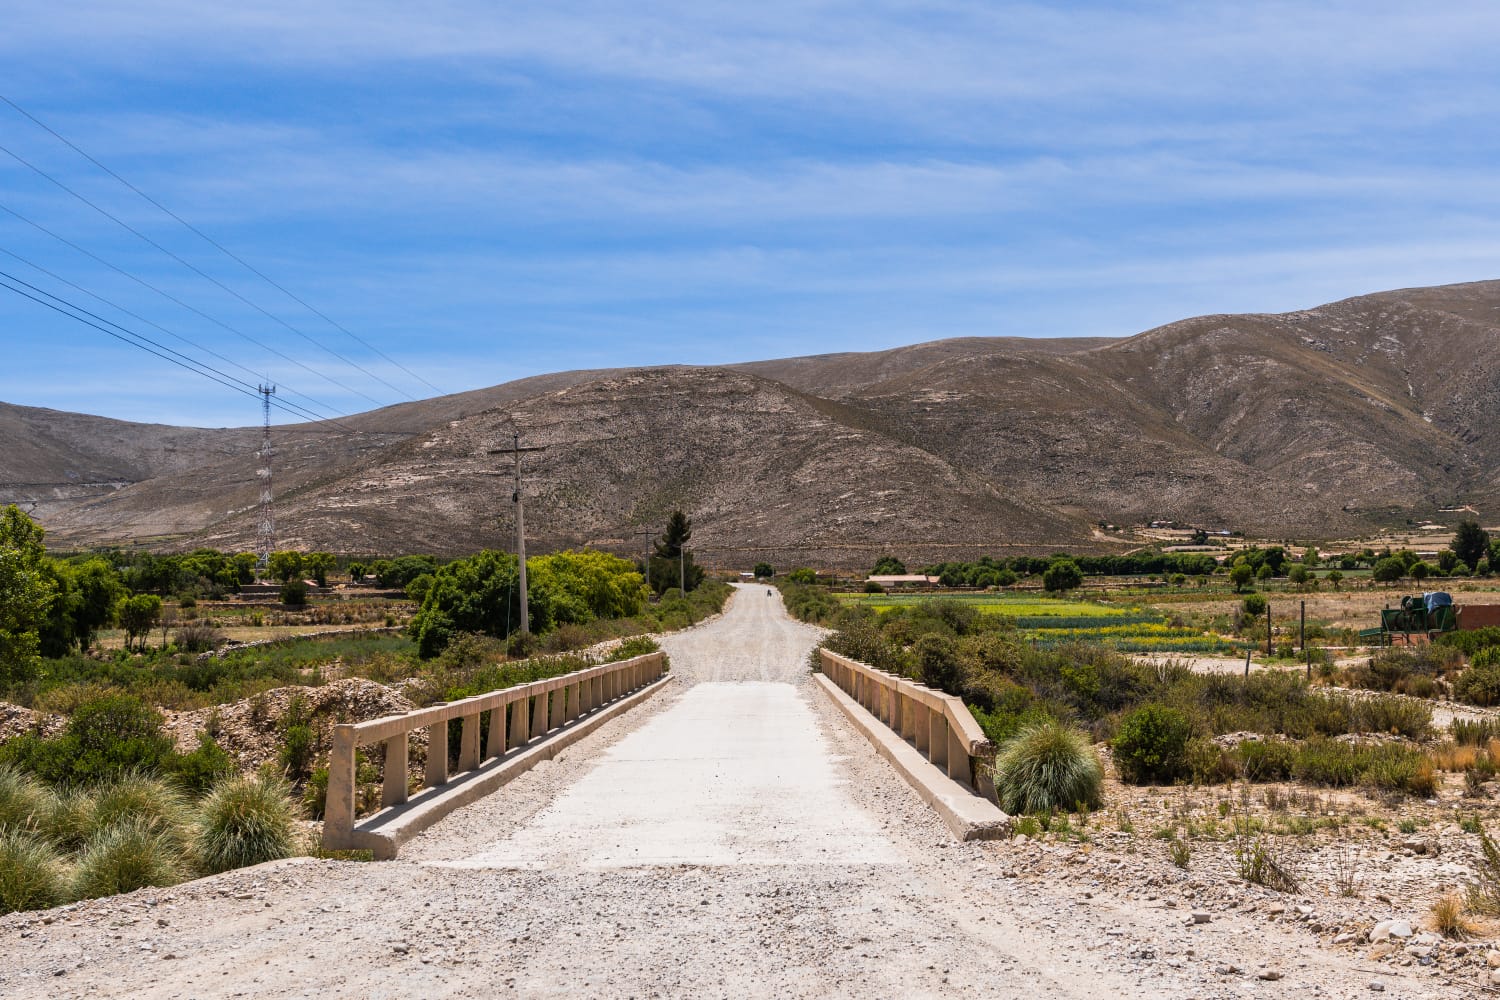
[834,591,1240,654]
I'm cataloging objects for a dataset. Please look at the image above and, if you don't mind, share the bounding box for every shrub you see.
[993,722,1103,814]
[170,733,235,795]
[607,635,660,662]
[1349,696,1431,740]
[0,694,176,787]
[278,695,317,781]
[71,818,185,899]
[1456,651,1500,707]
[174,623,224,654]
[1241,593,1267,618]
[1431,893,1475,940]
[1361,745,1437,797]
[193,774,298,875]
[863,581,884,594]
[1237,739,1295,782]
[914,634,962,694]
[1453,719,1500,746]
[1186,739,1238,785]
[1292,739,1363,787]
[0,765,51,835]
[0,830,67,914]
[1111,704,1192,784]
[279,579,309,607]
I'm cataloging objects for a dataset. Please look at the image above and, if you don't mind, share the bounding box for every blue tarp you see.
[1424,591,1453,612]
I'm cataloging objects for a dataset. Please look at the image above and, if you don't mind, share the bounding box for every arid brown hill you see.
[5,279,1499,567]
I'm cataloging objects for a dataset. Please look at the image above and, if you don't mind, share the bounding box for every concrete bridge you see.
[0,585,1432,998]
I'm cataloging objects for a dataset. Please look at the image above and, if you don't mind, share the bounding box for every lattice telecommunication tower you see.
[256,384,276,569]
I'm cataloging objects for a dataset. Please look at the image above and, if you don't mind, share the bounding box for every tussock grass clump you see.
[89,774,193,848]
[1430,894,1475,939]
[0,765,52,835]
[1453,718,1500,746]
[42,788,95,853]
[71,818,185,899]
[0,831,67,914]
[193,774,298,875]
[994,722,1103,814]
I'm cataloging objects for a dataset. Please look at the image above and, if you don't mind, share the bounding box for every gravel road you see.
[0,586,1450,998]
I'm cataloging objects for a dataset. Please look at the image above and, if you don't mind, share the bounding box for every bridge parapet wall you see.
[819,649,995,800]
[323,651,667,856]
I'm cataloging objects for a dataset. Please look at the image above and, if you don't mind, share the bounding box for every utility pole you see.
[489,432,546,635]
[256,384,276,571]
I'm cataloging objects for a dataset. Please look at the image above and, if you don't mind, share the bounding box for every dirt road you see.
[0,586,1451,998]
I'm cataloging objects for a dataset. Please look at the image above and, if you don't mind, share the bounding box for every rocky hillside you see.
[6,279,1500,566]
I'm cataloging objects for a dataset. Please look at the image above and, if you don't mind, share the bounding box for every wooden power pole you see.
[489,432,546,635]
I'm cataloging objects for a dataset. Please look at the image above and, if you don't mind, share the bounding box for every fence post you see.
[458,712,481,772]
[382,734,408,807]
[531,689,549,737]
[930,709,949,769]
[485,705,507,758]
[425,721,448,788]
[324,725,357,849]
[510,696,531,749]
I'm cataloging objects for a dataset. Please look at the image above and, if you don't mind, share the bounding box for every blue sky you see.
[2,2,1498,426]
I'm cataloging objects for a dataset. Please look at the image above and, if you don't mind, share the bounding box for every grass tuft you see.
[89,773,193,849]
[1429,894,1475,940]
[0,765,53,835]
[0,830,68,914]
[193,774,299,875]
[71,818,185,899]
[994,722,1104,815]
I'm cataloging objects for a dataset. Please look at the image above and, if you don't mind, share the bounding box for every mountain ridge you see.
[6,278,1500,566]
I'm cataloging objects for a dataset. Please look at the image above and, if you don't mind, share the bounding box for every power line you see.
[0,243,344,423]
[0,198,372,412]
[0,267,359,431]
[0,139,410,404]
[0,94,444,397]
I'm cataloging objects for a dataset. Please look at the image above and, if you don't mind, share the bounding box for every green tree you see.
[1256,563,1274,582]
[0,506,54,684]
[871,555,906,576]
[752,563,774,579]
[650,512,703,594]
[1372,557,1405,583]
[267,550,303,583]
[303,552,336,588]
[654,511,693,559]
[1041,558,1083,593]
[116,594,163,651]
[1229,563,1254,593]
[786,568,817,585]
[1326,569,1344,591]
[1410,561,1432,582]
[1453,520,1490,571]
[1287,565,1311,587]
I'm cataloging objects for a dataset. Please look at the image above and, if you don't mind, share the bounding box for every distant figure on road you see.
[767,589,772,596]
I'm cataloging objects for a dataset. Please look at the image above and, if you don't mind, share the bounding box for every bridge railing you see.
[819,649,994,797]
[323,651,666,849]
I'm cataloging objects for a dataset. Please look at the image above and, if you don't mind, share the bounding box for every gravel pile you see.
[0,701,64,743]
[164,679,416,770]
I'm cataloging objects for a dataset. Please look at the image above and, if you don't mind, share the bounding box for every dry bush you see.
[1429,894,1475,939]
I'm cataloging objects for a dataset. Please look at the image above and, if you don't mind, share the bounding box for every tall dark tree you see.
[654,510,693,559]
[1452,519,1490,570]
[649,510,703,594]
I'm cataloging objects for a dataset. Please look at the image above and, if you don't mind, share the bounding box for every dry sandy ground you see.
[0,586,1457,998]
